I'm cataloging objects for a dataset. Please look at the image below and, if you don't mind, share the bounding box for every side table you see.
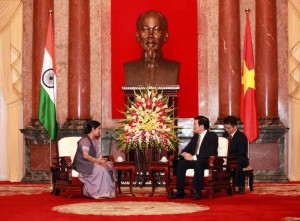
[114,161,136,196]
[148,161,169,196]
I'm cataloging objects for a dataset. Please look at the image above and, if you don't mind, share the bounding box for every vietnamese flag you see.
[240,11,259,143]
[38,12,57,141]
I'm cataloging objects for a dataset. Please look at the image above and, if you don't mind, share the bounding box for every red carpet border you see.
[0,182,300,221]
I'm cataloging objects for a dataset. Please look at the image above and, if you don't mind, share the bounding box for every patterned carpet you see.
[1,182,300,217]
[0,183,49,196]
[252,182,300,196]
[52,201,209,216]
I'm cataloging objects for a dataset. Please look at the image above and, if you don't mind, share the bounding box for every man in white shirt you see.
[168,116,218,200]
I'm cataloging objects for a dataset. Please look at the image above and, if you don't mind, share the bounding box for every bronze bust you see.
[124,10,180,86]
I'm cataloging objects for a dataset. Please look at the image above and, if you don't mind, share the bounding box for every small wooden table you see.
[114,161,136,196]
[148,161,169,196]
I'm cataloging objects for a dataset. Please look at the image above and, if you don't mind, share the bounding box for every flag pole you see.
[38,8,57,188]
[49,138,53,189]
[48,9,53,190]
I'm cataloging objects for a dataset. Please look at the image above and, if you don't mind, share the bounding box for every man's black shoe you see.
[192,191,202,200]
[168,191,185,199]
[238,187,245,194]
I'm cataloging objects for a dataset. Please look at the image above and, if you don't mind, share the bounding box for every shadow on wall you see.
[101,128,124,160]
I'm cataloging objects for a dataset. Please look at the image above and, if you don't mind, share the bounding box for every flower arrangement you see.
[115,86,179,152]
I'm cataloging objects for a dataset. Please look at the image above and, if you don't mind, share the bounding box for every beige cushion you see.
[58,136,82,177]
[217,137,229,157]
[186,137,229,177]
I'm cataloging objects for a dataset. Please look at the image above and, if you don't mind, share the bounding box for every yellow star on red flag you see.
[242,61,255,95]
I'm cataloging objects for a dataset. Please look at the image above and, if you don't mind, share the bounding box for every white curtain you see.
[0,0,23,181]
[0,91,7,180]
[288,0,300,181]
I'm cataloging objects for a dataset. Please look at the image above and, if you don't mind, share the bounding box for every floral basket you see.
[115,86,180,152]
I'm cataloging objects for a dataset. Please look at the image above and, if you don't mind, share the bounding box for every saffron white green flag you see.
[38,12,57,141]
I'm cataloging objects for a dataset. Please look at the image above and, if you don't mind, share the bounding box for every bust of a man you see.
[124,10,180,86]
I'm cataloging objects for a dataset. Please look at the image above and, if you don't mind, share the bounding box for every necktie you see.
[228,134,232,156]
[194,134,201,155]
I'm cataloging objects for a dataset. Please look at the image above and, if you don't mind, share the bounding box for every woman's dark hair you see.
[84,120,101,134]
[194,115,210,130]
[223,115,238,126]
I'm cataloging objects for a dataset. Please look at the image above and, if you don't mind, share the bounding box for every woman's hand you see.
[95,156,107,165]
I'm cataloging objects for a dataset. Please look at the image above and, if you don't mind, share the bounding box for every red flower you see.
[155,100,163,108]
[158,110,165,116]
[129,121,135,127]
[132,111,138,121]
[163,132,170,138]
[145,98,152,109]
[136,101,143,108]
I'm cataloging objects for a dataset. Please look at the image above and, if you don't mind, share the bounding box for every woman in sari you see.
[72,120,116,199]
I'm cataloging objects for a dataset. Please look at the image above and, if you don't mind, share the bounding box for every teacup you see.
[116,156,123,162]
[160,156,168,162]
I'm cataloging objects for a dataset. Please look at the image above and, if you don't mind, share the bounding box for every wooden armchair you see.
[168,137,233,199]
[51,136,83,198]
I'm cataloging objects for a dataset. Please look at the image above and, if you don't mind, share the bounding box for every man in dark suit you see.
[223,115,249,194]
[168,116,218,200]
[124,10,180,86]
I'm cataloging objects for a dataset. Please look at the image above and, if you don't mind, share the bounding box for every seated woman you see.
[72,120,116,199]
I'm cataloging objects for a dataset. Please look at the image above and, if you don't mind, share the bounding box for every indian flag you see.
[38,12,57,141]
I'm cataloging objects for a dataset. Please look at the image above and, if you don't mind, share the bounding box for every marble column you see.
[252,0,288,182]
[255,0,278,118]
[21,0,55,182]
[61,0,91,133]
[32,0,54,120]
[218,0,241,121]
[68,0,90,120]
